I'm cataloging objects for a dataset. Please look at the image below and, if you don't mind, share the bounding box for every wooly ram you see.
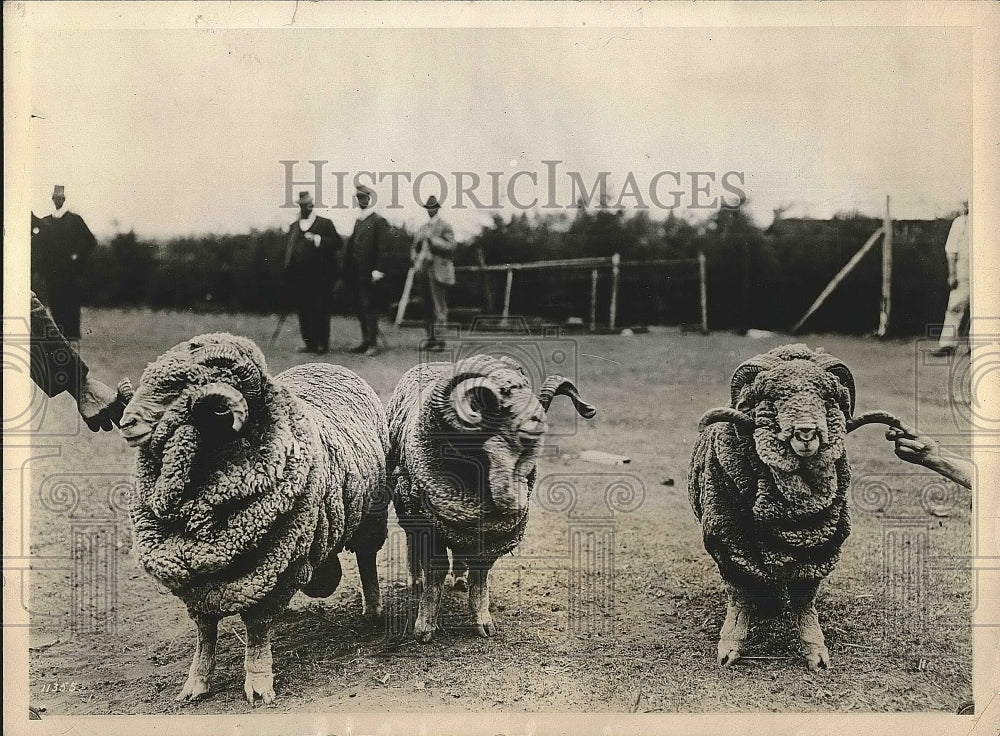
[387,354,596,642]
[119,333,389,703]
[688,343,905,670]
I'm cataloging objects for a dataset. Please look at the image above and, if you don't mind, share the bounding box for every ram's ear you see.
[190,383,248,434]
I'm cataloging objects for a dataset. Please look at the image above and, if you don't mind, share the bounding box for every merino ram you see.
[387,354,596,642]
[119,333,388,703]
[688,343,905,670]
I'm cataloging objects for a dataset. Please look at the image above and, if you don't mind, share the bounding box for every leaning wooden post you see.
[609,253,620,331]
[502,267,513,325]
[877,195,893,337]
[589,268,599,332]
[790,226,884,334]
[698,251,709,334]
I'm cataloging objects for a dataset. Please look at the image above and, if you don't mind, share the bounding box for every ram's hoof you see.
[244,673,275,705]
[364,603,385,626]
[175,675,211,701]
[717,642,742,667]
[475,620,496,638]
[804,645,831,672]
[413,620,435,643]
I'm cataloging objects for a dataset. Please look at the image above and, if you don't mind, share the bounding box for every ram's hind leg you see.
[717,589,751,667]
[176,612,218,701]
[241,612,276,705]
[790,581,830,671]
[351,493,389,625]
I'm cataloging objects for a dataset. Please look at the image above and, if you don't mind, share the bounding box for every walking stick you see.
[268,312,288,347]
[395,266,417,327]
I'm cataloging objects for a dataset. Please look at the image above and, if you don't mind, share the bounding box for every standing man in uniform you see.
[38,185,96,340]
[411,195,456,351]
[932,200,970,357]
[344,184,387,356]
[283,191,341,354]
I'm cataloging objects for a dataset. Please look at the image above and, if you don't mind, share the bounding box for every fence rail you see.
[450,252,707,332]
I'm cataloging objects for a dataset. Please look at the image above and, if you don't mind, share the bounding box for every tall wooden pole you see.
[609,253,620,331]
[698,251,708,334]
[589,268,599,332]
[790,226,885,334]
[877,195,893,337]
[502,267,513,325]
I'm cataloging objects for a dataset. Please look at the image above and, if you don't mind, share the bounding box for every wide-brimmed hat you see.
[422,195,442,210]
[295,191,314,206]
[355,184,375,199]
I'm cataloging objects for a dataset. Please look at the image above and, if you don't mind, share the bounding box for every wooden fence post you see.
[877,195,893,337]
[589,268,599,332]
[698,251,708,334]
[609,253,620,331]
[502,267,513,325]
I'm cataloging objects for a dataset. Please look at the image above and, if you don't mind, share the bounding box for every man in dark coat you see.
[283,190,342,354]
[37,185,96,340]
[343,184,387,356]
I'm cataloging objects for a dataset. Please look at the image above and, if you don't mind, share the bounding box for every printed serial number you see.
[38,682,81,693]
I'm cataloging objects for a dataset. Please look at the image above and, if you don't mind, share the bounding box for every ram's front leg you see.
[790,581,830,671]
[717,588,751,667]
[467,559,497,637]
[240,612,276,704]
[412,533,448,643]
[176,612,218,701]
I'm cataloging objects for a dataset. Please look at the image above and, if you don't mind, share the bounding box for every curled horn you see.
[193,344,262,400]
[538,375,597,419]
[846,410,914,435]
[729,355,781,408]
[698,407,755,434]
[812,352,856,416]
[189,382,249,433]
[431,356,506,430]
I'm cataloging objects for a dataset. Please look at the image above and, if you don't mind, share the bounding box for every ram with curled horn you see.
[119,332,390,704]
[688,343,910,671]
[387,354,596,643]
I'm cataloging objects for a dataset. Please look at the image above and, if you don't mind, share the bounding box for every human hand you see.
[77,375,126,432]
[371,270,385,283]
[885,426,939,466]
[310,233,322,246]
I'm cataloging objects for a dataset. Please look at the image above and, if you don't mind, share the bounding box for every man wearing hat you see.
[411,195,456,350]
[343,184,388,356]
[37,185,96,340]
[283,191,342,354]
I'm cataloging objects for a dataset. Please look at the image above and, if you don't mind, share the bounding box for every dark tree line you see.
[75,204,955,335]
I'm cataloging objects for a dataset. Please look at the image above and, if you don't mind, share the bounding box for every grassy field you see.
[24,309,972,714]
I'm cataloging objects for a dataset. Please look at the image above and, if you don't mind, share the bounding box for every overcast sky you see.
[29,25,972,240]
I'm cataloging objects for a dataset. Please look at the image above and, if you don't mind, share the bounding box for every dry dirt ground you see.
[22,310,973,715]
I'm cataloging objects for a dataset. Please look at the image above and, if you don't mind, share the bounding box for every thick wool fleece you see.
[387,361,531,557]
[688,422,851,601]
[688,346,853,606]
[130,348,387,618]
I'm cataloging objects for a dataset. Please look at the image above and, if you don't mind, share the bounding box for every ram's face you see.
[747,363,848,468]
[120,348,250,449]
[476,372,547,515]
